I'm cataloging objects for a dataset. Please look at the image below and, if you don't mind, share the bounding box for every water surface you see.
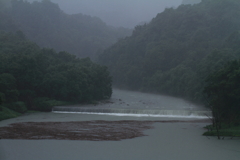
[53,89,211,118]
[0,89,240,160]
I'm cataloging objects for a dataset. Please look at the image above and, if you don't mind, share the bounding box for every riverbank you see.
[203,124,240,138]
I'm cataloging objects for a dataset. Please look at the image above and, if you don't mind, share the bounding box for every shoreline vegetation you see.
[0,106,21,121]
[0,101,67,121]
[203,60,240,139]
[203,124,240,138]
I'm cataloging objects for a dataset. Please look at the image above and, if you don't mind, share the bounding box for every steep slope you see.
[98,0,240,102]
[1,0,131,59]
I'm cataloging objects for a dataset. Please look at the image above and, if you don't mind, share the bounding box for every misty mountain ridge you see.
[98,0,240,103]
[182,0,201,5]
[25,0,183,28]
[0,0,132,59]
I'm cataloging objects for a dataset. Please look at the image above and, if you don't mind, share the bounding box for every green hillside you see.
[0,0,131,59]
[98,0,240,103]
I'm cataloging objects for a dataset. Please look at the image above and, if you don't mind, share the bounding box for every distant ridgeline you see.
[0,0,132,59]
[98,0,240,103]
[0,31,112,113]
[182,0,201,5]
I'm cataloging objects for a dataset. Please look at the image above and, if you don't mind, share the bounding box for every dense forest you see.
[99,0,240,103]
[0,0,132,59]
[0,31,112,117]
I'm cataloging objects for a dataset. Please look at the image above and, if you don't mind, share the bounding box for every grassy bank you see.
[0,99,66,121]
[0,106,21,121]
[0,100,70,121]
[0,99,89,121]
[203,124,240,138]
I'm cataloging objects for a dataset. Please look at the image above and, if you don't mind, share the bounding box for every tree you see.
[0,73,18,103]
[204,59,240,139]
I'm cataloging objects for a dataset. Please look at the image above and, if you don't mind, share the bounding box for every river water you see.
[53,89,211,118]
[0,89,240,160]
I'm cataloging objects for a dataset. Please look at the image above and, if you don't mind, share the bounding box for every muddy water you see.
[0,89,240,160]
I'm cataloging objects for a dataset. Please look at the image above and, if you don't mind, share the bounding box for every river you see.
[0,89,240,160]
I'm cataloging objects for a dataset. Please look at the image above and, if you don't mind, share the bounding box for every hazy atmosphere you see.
[27,0,183,28]
[1,0,240,159]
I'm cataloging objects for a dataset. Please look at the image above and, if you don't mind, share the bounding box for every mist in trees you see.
[0,31,112,112]
[25,0,183,28]
[1,0,240,132]
[98,0,240,103]
[97,0,240,134]
[0,0,132,59]
[182,0,201,5]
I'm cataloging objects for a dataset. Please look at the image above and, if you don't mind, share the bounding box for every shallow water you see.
[53,89,211,118]
[70,88,206,111]
[0,89,240,160]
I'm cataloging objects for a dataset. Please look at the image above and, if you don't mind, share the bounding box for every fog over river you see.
[0,89,240,160]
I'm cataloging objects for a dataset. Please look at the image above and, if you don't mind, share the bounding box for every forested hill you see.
[98,0,240,103]
[0,0,132,59]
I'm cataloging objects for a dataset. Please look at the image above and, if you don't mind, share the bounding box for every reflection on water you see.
[53,89,211,119]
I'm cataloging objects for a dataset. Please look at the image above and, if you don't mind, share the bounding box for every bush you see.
[0,92,5,104]
[6,101,27,113]
[203,124,240,137]
[33,97,67,112]
[0,106,21,121]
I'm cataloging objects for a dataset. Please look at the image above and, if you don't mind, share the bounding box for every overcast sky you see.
[27,0,183,28]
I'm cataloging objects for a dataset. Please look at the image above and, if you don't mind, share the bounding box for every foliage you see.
[5,101,27,113]
[33,97,67,112]
[0,0,131,59]
[0,31,112,112]
[204,59,240,138]
[203,124,240,138]
[98,0,240,103]
[0,73,18,103]
[0,106,21,121]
